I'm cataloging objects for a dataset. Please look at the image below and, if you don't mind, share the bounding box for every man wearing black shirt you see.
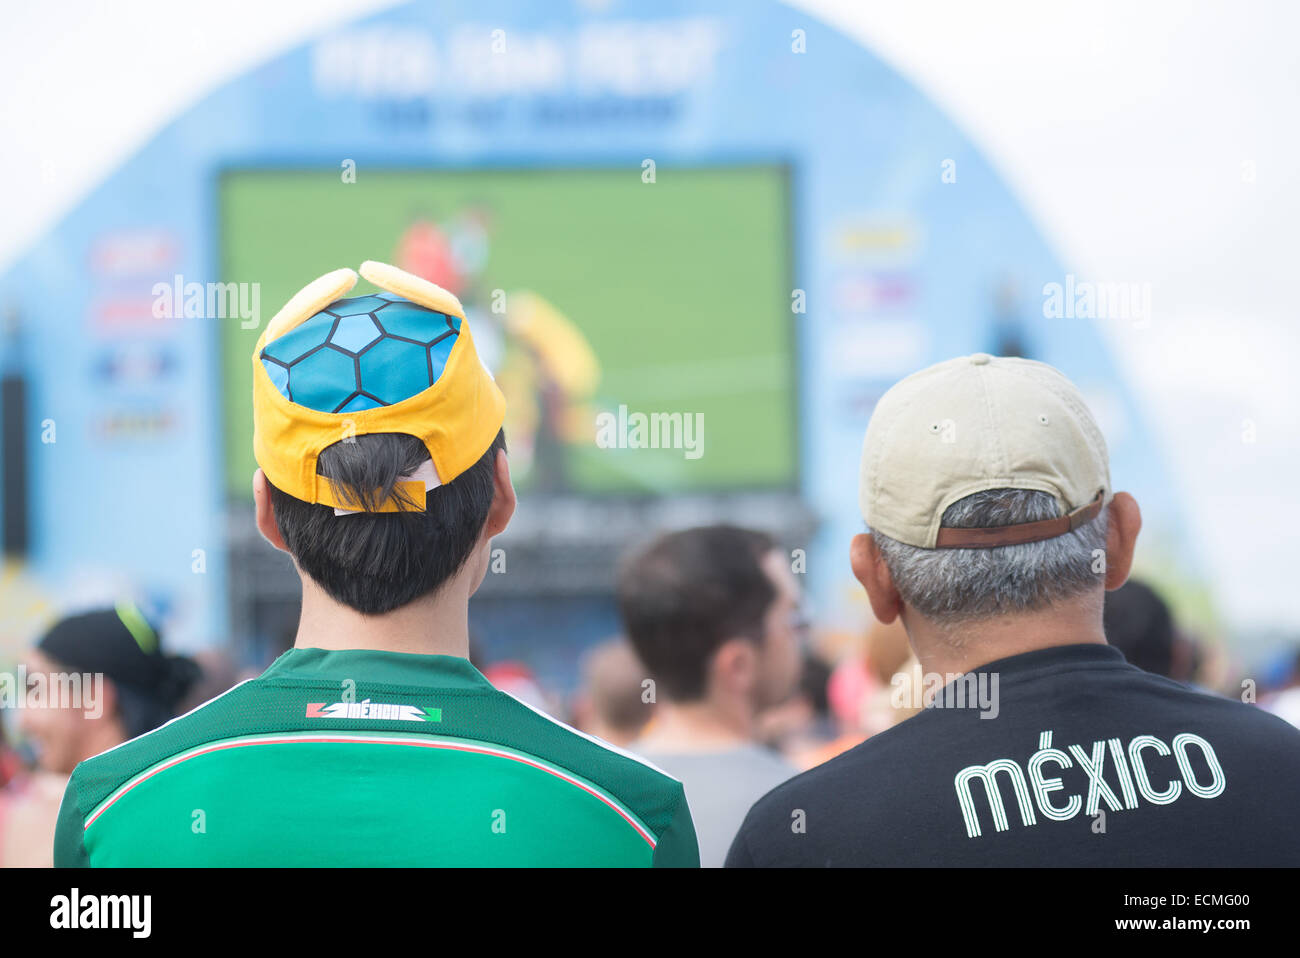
[726,354,1300,867]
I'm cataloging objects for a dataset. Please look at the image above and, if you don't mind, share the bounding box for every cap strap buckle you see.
[934,489,1105,549]
[313,459,443,516]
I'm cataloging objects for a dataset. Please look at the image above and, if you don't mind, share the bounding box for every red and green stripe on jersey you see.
[54,649,698,867]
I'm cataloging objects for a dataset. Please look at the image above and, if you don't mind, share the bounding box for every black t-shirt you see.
[726,643,1300,867]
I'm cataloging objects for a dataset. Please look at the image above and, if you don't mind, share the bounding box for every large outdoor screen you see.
[219,165,796,496]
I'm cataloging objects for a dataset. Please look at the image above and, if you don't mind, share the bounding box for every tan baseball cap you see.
[859,354,1112,549]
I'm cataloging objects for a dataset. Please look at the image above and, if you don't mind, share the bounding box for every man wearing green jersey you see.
[54,261,698,867]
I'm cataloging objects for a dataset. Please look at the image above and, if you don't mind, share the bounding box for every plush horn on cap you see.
[262,267,358,344]
[359,260,466,318]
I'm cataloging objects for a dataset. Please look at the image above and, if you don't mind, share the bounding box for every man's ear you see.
[1103,492,1142,590]
[253,469,290,553]
[711,637,760,695]
[484,448,516,539]
[850,532,902,624]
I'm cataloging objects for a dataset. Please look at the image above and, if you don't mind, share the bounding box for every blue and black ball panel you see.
[260,292,462,413]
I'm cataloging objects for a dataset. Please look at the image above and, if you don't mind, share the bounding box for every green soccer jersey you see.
[54,648,698,867]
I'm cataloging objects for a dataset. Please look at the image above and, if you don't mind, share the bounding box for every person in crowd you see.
[2,603,198,866]
[846,618,926,745]
[619,524,803,867]
[571,638,655,748]
[0,708,67,868]
[755,652,837,768]
[1103,578,1219,692]
[175,648,241,715]
[54,262,696,867]
[1102,579,1179,678]
[1262,647,1300,729]
[728,354,1300,867]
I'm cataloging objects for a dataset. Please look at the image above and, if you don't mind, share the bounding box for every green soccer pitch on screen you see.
[219,166,796,497]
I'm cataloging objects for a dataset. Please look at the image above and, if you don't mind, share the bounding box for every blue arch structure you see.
[0,0,1196,652]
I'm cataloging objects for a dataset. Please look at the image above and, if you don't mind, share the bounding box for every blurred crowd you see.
[2,523,1298,866]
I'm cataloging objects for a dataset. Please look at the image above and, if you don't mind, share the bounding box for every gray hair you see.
[871,489,1107,625]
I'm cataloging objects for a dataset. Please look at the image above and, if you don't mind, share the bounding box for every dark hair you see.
[36,606,201,739]
[617,525,776,702]
[268,429,505,615]
[114,661,202,739]
[1103,578,1175,677]
[799,653,833,717]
